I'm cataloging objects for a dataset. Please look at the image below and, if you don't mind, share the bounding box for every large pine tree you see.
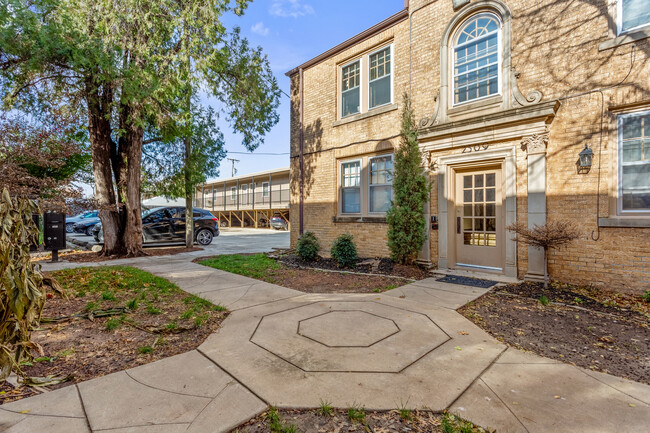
[386,93,430,265]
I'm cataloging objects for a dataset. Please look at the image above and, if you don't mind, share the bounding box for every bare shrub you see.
[507,220,582,289]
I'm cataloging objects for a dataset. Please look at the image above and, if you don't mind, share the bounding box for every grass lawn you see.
[2,266,227,404]
[199,254,409,294]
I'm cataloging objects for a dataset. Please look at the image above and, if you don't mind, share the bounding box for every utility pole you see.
[227,158,240,177]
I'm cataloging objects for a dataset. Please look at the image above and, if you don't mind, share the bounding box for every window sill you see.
[598,26,650,51]
[333,216,387,223]
[598,217,650,228]
[447,95,503,116]
[333,103,398,127]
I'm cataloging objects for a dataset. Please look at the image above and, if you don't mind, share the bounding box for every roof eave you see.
[285,9,409,77]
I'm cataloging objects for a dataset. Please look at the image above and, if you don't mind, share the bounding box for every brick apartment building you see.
[287,0,650,291]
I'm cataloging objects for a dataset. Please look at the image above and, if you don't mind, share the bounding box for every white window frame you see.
[340,158,363,215]
[368,154,394,214]
[262,182,270,198]
[368,44,394,111]
[451,12,502,107]
[230,186,236,200]
[617,110,650,215]
[340,59,362,118]
[617,0,650,36]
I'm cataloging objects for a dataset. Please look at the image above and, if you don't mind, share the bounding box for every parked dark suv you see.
[94,207,219,245]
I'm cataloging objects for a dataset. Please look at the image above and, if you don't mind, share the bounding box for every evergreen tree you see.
[386,93,430,265]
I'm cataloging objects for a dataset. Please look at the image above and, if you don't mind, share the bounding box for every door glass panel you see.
[460,170,498,247]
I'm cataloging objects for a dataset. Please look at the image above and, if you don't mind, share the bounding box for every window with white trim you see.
[619,111,650,212]
[262,182,270,198]
[341,160,361,213]
[618,0,650,34]
[369,46,391,109]
[230,187,236,200]
[453,13,501,105]
[369,155,393,213]
[341,60,361,117]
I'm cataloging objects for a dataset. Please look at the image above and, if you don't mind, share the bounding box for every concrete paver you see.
[451,348,650,433]
[15,241,650,433]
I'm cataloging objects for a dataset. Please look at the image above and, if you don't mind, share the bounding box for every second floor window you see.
[619,111,650,212]
[453,13,500,105]
[619,0,650,34]
[369,47,391,109]
[342,61,361,117]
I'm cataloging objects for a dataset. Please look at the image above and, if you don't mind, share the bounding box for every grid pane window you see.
[262,183,269,198]
[454,14,500,104]
[369,156,393,213]
[619,111,650,211]
[369,47,391,109]
[621,0,650,33]
[462,173,497,247]
[342,61,361,117]
[341,161,361,213]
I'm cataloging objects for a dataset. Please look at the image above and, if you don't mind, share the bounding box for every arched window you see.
[453,13,501,105]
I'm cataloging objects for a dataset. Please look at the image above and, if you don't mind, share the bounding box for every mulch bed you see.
[264,268,409,294]
[32,246,202,263]
[1,266,227,405]
[277,254,430,281]
[459,282,650,384]
[232,408,486,433]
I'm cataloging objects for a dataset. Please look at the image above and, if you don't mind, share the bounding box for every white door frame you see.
[437,146,517,277]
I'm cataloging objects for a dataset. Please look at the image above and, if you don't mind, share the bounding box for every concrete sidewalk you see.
[2,255,649,433]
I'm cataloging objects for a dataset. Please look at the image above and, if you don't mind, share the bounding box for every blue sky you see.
[209,0,404,180]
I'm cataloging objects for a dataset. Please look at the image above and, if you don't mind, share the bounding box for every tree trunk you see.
[184,135,193,248]
[122,120,145,256]
[86,82,124,256]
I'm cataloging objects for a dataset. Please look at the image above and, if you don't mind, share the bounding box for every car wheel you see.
[66,223,75,233]
[195,229,213,246]
[85,226,94,236]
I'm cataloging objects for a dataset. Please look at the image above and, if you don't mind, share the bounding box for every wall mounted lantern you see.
[577,144,593,174]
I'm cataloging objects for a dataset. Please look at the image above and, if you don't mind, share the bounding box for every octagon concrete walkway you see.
[2,253,649,433]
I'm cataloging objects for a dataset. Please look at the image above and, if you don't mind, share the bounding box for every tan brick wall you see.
[290,0,650,292]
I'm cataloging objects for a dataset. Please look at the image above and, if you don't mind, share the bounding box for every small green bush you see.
[643,291,650,303]
[296,231,320,262]
[330,233,358,268]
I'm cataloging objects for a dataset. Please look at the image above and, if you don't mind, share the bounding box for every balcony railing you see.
[197,185,290,211]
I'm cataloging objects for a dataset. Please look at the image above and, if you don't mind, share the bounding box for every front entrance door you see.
[454,167,504,271]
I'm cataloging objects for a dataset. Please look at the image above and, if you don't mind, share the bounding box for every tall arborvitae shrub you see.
[386,93,430,265]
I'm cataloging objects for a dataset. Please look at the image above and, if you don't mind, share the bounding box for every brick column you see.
[522,133,549,281]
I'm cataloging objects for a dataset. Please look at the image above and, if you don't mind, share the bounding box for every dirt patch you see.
[32,246,202,263]
[267,268,408,294]
[460,282,649,384]
[1,266,227,405]
[277,254,430,280]
[232,408,486,433]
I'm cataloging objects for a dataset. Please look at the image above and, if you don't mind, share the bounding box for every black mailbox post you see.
[44,212,66,262]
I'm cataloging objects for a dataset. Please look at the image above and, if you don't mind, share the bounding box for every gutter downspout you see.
[299,67,304,236]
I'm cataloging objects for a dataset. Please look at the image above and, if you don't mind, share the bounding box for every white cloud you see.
[269,0,315,18]
[251,21,270,36]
